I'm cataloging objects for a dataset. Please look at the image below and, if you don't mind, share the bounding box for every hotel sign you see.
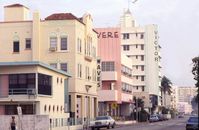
[97,58,101,88]
[97,31,119,39]
[154,31,159,62]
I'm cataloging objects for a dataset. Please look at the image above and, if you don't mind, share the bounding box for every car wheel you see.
[112,123,115,128]
[107,123,110,129]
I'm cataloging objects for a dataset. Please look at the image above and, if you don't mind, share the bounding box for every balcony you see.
[98,90,118,102]
[9,88,36,95]
[101,71,117,81]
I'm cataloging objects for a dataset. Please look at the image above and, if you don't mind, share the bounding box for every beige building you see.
[0,3,98,122]
[120,9,162,111]
[0,61,70,130]
[172,86,197,113]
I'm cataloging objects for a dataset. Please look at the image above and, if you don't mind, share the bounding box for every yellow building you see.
[0,3,98,122]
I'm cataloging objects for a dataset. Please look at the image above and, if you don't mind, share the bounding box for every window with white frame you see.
[85,66,90,80]
[92,69,96,81]
[60,37,67,50]
[50,63,57,69]
[101,61,115,71]
[60,63,67,72]
[77,38,82,53]
[50,37,57,48]
[77,64,82,78]
[92,46,96,58]
[25,38,31,49]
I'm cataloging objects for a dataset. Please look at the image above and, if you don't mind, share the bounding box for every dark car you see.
[186,116,199,130]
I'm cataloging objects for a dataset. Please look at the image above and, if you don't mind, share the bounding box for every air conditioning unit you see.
[49,47,57,51]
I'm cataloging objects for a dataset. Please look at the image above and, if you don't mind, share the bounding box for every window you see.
[141,45,144,50]
[77,38,82,53]
[60,63,67,72]
[141,55,144,61]
[142,86,145,91]
[136,55,138,59]
[9,74,35,94]
[135,33,138,37]
[123,45,130,51]
[121,65,132,77]
[136,45,138,48]
[101,61,115,71]
[25,38,31,49]
[140,34,144,39]
[77,64,82,78]
[141,66,144,71]
[38,73,52,95]
[92,69,96,81]
[136,76,138,80]
[50,37,57,48]
[136,66,138,69]
[141,76,144,81]
[50,63,57,69]
[85,66,90,80]
[92,47,96,58]
[61,37,67,50]
[123,33,129,39]
[13,41,19,52]
[136,86,139,90]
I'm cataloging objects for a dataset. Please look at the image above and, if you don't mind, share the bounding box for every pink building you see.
[96,28,134,117]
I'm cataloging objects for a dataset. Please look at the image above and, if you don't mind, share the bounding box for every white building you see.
[172,86,197,113]
[120,9,162,111]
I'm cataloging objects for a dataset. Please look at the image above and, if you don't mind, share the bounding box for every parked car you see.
[157,114,165,121]
[186,116,198,130]
[90,116,116,130]
[149,115,159,122]
[178,115,184,118]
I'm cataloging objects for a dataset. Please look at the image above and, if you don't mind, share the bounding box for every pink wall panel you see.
[0,75,9,97]
[96,28,122,103]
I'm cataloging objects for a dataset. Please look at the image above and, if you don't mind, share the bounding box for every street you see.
[114,117,188,130]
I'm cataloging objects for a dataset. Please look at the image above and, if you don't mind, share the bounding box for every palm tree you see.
[161,76,172,107]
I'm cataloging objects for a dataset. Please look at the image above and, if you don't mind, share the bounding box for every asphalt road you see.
[113,117,188,130]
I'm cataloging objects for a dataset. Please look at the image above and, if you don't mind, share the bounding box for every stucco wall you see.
[0,115,49,130]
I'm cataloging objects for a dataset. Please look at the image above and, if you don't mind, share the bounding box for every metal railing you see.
[9,88,36,95]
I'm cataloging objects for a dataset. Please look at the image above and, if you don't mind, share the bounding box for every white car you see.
[149,115,159,122]
[90,116,116,130]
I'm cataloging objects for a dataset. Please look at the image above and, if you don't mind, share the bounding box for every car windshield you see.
[96,116,108,120]
[151,115,157,118]
[188,117,199,123]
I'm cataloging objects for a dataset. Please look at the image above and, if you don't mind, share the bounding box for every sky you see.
[0,0,198,87]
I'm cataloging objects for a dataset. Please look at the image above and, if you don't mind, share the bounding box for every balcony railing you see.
[9,88,36,95]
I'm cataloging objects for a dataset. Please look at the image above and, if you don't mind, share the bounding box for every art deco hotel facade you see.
[0,3,98,126]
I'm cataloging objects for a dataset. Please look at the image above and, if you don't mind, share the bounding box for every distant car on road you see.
[186,116,198,130]
[149,115,159,122]
[178,115,184,118]
[90,116,116,130]
[158,114,167,121]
